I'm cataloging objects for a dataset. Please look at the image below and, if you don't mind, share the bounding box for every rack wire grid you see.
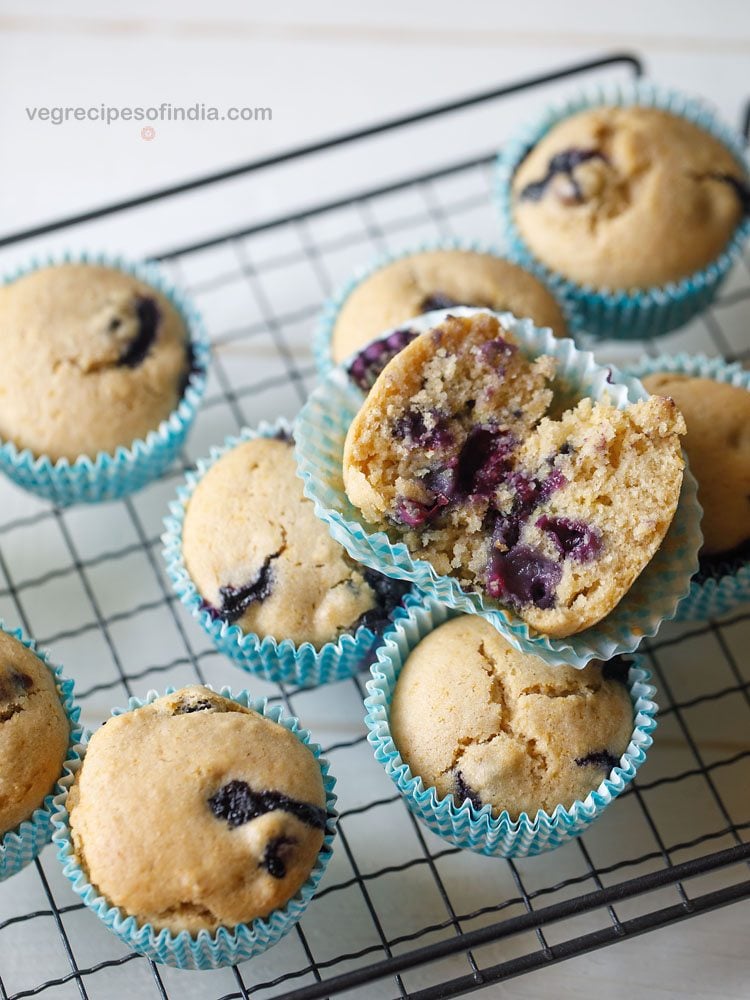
[0,52,749,1000]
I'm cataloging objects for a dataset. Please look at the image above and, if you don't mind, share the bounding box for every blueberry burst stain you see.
[117,296,161,368]
[456,426,517,499]
[574,750,621,771]
[485,468,568,610]
[393,408,453,450]
[173,698,215,714]
[391,401,605,613]
[519,147,607,203]
[208,779,327,831]
[487,543,562,610]
[353,568,411,634]
[396,492,451,529]
[478,338,517,369]
[394,425,517,529]
[261,835,299,880]
[205,553,280,624]
[347,328,419,391]
[454,770,483,811]
[536,515,601,562]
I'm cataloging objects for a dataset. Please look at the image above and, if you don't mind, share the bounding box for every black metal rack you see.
[0,52,748,1000]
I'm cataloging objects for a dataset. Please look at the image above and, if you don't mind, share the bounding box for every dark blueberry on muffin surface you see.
[347,328,419,391]
[208,779,328,831]
[518,147,607,203]
[67,686,329,933]
[261,835,299,879]
[184,434,408,648]
[215,555,279,623]
[453,770,483,811]
[0,263,193,462]
[353,568,411,634]
[117,296,161,368]
[574,750,622,771]
[419,292,494,314]
[172,697,216,715]
[389,616,634,821]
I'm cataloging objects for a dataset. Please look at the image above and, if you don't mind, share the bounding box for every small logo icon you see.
[140,126,156,141]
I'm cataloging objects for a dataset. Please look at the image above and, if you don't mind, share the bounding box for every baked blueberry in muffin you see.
[518,147,609,203]
[390,616,633,819]
[0,631,70,837]
[347,328,419,391]
[343,312,686,637]
[66,687,329,932]
[183,434,409,647]
[331,248,568,369]
[512,106,749,290]
[0,263,199,462]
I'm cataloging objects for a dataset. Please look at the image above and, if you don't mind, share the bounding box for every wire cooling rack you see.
[0,53,749,1000]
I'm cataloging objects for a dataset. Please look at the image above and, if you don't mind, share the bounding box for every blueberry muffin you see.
[512,106,749,290]
[331,249,567,366]
[343,312,686,636]
[182,433,409,646]
[390,616,633,819]
[0,263,193,461]
[0,632,69,836]
[642,372,750,557]
[67,686,328,933]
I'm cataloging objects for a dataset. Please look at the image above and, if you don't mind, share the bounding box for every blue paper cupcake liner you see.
[364,597,658,857]
[51,686,337,970]
[0,621,86,881]
[628,352,750,621]
[495,81,750,340]
[0,251,210,506]
[296,306,702,669]
[163,418,413,686]
[312,237,580,380]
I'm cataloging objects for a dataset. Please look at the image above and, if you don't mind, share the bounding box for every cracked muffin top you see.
[0,631,69,836]
[0,263,192,461]
[67,686,328,933]
[642,372,750,556]
[390,616,633,819]
[512,106,748,290]
[182,434,409,646]
[330,249,567,364]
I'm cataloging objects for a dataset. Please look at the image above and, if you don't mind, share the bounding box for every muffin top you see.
[642,372,750,555]
[512,106,748,290]
[0,631,69,836]
[67,686,328,934]
[182,434,408,646]
[331,249,567,364]
[0,263,192,461]
[343,312,686,637]
[390,616,633,819]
